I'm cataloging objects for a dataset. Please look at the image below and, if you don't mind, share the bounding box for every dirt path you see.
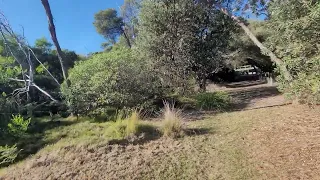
[246,105,320,179]
[208,82,288,110]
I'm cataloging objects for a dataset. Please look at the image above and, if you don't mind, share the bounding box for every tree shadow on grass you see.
[108,124,162,146]
[28,119,77,134]
[184,127,214,136]
[0,119,79,167]
[108,126,214,146]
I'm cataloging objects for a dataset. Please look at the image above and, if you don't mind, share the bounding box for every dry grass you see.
[160,102,184,138]
[1,104,320,180]
[246,105,320,179]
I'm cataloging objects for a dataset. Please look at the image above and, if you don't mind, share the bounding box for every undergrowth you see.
[195,91,230,110]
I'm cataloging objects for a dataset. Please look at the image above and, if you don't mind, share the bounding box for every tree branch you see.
[32,83,57,102]
[28,48,60,86]
[214,4,292,81]
[0,12,59,102]
[41,0,69,86]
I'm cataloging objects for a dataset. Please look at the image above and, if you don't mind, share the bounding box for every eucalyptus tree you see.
[94,9,132,48]
[121,0,141,41]
[266,0,320,103]
[197,0,292,80]
[41,0,69,85]
[138,0,236,92]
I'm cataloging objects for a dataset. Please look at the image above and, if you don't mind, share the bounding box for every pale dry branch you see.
[28,48,60,86]
[0,13,59,102]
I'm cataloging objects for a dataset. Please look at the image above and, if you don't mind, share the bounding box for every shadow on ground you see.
[184,127,213,136]
[228,86,282,110]
[108,126,213,146]
[225,80,267,88]
[0,119,78,167]
[183,84,285,122]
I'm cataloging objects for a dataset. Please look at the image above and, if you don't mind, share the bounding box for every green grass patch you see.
[195,91,231,110]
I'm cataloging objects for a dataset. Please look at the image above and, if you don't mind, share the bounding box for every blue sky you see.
[0,0,124,55]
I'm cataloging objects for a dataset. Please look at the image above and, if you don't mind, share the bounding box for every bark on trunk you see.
[219,8,292,81]
[122,28,132,48]
[199,74,207,92]
[41,0,69,85]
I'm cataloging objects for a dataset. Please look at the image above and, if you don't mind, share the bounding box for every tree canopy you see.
[266,0,320,103]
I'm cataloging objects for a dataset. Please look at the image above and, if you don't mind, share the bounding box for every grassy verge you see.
[0,108,257,179]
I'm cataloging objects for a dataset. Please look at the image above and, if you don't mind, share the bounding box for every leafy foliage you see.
[121,0,141,42]
[94,9,124,44]
[32,37,80,83]
[0,95,18,129]
[7,115,31,137]
[227,21,274,72]
[93,8,132,48]
[266,0,320,104]
[137,0,235,92]
[62,48,163,115]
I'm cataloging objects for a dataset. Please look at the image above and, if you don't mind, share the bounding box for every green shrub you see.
[160,102,184,138]
[278,71,320,104]
[7,115,31,137]
[267,1,320,104]
[62,48,164,116]
[0,95,18,131]
[195,92,230,110]
[0,144,19,165]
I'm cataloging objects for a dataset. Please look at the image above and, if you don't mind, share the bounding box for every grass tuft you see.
[105,110,141,139]
[160,102,184,138]
[126,110,139,136]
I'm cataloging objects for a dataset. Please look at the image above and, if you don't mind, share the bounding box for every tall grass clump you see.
[0,144,19,165]
[105,110,140,139]
[195,91,230,110]
[160,102,184,138]
[126,111,139,136]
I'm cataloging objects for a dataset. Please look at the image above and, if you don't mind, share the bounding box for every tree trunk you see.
[41,0,69,85]
[199,74,207,92]
[122,28,132,48]
[218,8,292,81]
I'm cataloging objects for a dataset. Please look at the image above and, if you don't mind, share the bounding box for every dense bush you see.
[0,114,30,166]
[62,48,164,116]
[267,0,320,104]
[0,96,17,131]
[195,92,230,111]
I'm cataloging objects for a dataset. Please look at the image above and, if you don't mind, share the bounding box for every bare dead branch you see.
[0,12,59,102]
[28,48,60,86]
[32,83,57,102]
[8,78,29,82]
